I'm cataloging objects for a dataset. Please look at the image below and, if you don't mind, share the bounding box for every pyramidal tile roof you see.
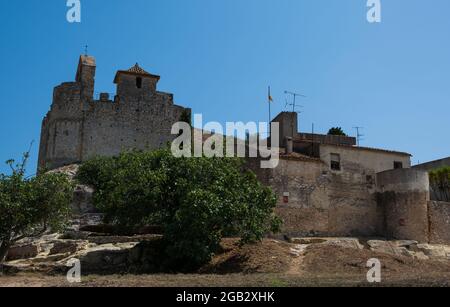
[127,63,152,75]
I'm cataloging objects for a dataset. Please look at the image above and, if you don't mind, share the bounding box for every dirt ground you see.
[1,239,450,287]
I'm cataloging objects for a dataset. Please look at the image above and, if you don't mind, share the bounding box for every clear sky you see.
[0,0,449,174]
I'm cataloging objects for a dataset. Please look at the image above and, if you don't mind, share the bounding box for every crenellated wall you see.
[38,56,191,171]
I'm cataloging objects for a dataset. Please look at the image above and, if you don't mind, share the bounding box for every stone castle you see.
[38,55,450,245]
[38,55,191,171]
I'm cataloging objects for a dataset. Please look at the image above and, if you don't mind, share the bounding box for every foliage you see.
[0,152,73,265]
[429,166,450,202]
[327,127,347,136]
[76,149,280,271]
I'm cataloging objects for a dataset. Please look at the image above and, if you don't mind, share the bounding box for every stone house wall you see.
[249,156,381,237]
[319,144,411,174]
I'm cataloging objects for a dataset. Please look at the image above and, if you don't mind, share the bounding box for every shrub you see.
[77,149,280,271]
[327,127,347,136]
[429,166,450,201]
[0,152,73,266]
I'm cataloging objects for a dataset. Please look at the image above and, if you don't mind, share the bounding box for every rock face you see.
[47,164,80,180]
[6,244,40,261]
[77,243,139,272]
[4,231,162,274]
[290,237,450,261]
[367,240,412,258]
[72,185,95,214]
[47,164,96,215]
[5,234,450,275]
[50,241,89,255]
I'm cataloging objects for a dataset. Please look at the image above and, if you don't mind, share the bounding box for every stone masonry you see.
[38,55,191,171]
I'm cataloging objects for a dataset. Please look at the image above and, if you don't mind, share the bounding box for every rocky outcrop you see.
[6,244,40,261]
[4,231,162,274]
[290,237,450,261]
[5,233,450,275]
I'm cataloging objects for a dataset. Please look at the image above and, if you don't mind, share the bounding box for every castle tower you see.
[38,56,191,172]
[114,63,160,102]
[75,55,96,102]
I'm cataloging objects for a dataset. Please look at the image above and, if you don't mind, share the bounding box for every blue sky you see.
[0,0,449,174]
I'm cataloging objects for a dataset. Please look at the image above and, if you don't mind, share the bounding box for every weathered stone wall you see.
[320,144,411,174]
[376,169,430,243]
[38,56,190,171]
[428,201,450,244]
[327,171,379,237]
[249,156,380,237]
[81,95,187,161]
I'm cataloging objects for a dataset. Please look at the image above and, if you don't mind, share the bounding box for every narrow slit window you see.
[330,153,341,171]
[136,77,142,89]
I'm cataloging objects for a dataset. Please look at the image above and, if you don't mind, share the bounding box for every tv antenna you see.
[353,126,365,146]
[284,90,306,113]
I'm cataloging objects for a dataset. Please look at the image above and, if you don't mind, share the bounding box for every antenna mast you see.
[284,90,306,112]
[284,90,306,137]
[353,126,365,146]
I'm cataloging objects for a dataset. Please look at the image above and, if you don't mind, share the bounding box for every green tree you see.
[0,152,73,267]
[429,166,450,201]
[76,149,280,271]
[328,127,347,136]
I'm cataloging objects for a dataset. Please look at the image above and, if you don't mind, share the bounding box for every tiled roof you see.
[127,63,152,76]
[279,149,324,163]
[321,143,412,157]
[113,63,160,83]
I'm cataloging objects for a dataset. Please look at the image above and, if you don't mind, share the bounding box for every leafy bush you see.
[76,149,280,271]
[327,127,347,136]
[429,166,450,201]
[0,153,73,266]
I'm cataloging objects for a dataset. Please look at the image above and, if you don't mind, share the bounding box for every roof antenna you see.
[284,90,306,113]
[84,45,88,56]
[353,126,365,146]
[284,90,306,136]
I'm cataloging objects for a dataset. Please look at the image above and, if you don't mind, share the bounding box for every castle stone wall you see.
[38,56,190,171]
[428,201,450,244]
[249,156,381,237]
[376,169,430,242]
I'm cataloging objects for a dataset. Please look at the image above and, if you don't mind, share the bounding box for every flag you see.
[268,87,273,102]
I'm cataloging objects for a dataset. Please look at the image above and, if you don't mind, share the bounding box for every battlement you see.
[38,55,191,171]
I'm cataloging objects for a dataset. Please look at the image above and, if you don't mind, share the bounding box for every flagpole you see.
[268,86,271,138]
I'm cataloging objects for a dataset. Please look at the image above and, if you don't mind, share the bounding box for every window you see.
[394,161,403,169]
[136,77,142,89]
[283,192,290,204]
[330,153,341,171]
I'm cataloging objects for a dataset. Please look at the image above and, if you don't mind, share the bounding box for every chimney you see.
[285,137,293,155]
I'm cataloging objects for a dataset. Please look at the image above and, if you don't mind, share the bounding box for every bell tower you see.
[114,63,160,101]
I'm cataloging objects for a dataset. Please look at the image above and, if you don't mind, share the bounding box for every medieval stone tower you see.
[38,55,191,171]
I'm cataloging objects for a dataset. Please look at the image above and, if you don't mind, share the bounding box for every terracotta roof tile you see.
[113,63,160,83]
[127,63,152,75]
